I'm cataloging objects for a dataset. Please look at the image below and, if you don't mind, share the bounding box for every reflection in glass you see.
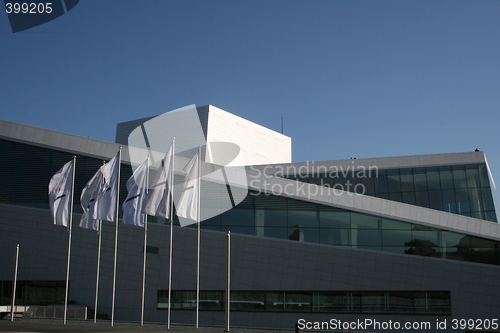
[452,166,467,190]
[361,293,385,313]
[400,169,414,192]
[387,170,401,193]
[382,229,412,247]
[288,209,318,228]
[319,209,350,228]
[373,170,388,194]
[413,168,428,191]
[387,292,414,313]
[426,168,441,190]
[466,165,480,188]
[161,290,450,315]
[320,229,351,246]
[439,167,454,190]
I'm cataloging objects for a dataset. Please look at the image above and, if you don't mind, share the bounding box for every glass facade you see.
[1,138,499,266]
[0,138,132,216]
[200,193,500,266]
[287,164,497,222]
[0,280,66,306]
[158,290,450,315]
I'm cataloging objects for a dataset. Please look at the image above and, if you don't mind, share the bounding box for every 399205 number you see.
[451,319,499,330]
[5,3,53,14]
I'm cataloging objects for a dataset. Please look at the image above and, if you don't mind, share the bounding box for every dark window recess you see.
[145,246,159,254]
[1,280,66,306]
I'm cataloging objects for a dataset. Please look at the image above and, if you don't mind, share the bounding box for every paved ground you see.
[0,318,294,333]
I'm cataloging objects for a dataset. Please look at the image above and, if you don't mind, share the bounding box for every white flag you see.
[49,160,74,227]
[122,159,148,227]
[94,151,120,222]
[144,145,173,218]
[79,169,101,231]
[176,151,199,226]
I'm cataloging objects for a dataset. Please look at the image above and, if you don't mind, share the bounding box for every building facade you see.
[1,106,499,332]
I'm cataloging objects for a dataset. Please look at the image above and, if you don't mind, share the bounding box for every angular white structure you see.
[115,105,292,166]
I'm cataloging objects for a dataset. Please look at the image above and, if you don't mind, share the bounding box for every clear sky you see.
[1,1,499,187]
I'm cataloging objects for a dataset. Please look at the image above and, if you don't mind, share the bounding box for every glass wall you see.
[199,193,500,266]
[0,138,132,215]
[2,138,499,266]
[158,290,450,315]
[0,280,66,305]
[288,164,497,222]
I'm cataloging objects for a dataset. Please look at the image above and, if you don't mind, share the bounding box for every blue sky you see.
[1,1,499,186]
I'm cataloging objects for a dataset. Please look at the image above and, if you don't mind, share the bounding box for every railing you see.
[0,305,87,320]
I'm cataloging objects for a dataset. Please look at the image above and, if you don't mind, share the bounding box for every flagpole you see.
[63,156,76,325]
[225,231,230,332]
[140,217,147,326]
[111,147,122,327]
[10,244,19,322]
[196,146,201,329]
[94,160,105,324]
[93,219,102,323]
[167,138,175,329]
[141,156,150,326]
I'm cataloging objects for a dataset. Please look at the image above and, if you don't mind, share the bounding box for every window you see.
[1,280,66,305]
[159,290,451,315]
